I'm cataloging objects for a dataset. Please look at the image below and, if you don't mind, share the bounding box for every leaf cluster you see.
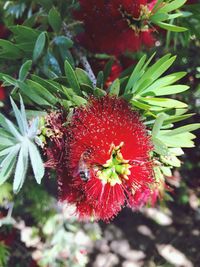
[0,97,44,193]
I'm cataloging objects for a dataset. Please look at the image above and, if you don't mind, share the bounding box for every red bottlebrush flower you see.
[75,0,156,55]
[46,96,156,222]
[0,83,6,101]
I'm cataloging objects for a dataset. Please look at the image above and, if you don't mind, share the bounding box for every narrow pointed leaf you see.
[19,60,32,81]
[28,140,44,184]
[158,0,187,13]
[10,98,26,135]
[155,22,187,32]
[13,141,29,193]
[152,113,168,136]
[19,95,29,131]
[140,97,187,108]
[64,60,82,95]
[33,32,46,62]
[0,145,20,185]
[109,79,120,96]
[167,124,200,136]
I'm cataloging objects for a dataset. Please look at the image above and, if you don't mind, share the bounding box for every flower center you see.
[97,142,131,186]
[119,5,151,34]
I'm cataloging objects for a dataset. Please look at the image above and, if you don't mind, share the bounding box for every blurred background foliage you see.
[0,0,199,266]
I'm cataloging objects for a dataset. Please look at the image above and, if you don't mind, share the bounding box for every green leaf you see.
[28,140,44,184]
[135,55,176,94]
[0,74,18,87]
[142,85,189,96]
[0,183,12,204]
[10,97,27,135]
[160,166,173,176]
[3,116,22,141]
[26,80,57,106]
[72,96,87,106]
[0,132,16,151]
[160,155,181,167]
[109,79,120,96]
[27,117,39,139]
[158,131,196,147]
[75,68,93,88]
[167,124,200,136]
[31,75,64,95]
[153,137,169,156]
[64,60,82,95]
[0,145,20,186]
[19,95,29,131]
[43,51,62,77]
[131,100,151,110]
[94,88,106,97]
[164,113,194,125]
[140,72,186,95]
[152,113,168,136]
[9,25,40,43]
[169,147,184,156]
[159,0,187,13]
[0,97,43,191]
[125,54,147,93]
[48,7,62,33]
[33,32,46,62]
[152,0,164,12]
[155,22,187,32]
[54,36,73,49]
[18,81,51,106]
[150,13,169,22]
[19,60,32,81]
[13,140,29,193]
[96,71,104,89]
[0,39,23,59]
[140,97,187,108]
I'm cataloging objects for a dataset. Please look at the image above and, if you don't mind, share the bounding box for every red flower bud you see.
[0,83,6,101]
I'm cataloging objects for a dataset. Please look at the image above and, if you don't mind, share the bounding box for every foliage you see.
[0,96,44,193]
[0,0,199,265]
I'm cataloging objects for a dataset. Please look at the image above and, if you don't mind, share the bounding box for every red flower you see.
[186,0,197,3]
[75,0,156,55]
[0,83,6,101]
[0,24,9,39]
[46,96,156,221]
[0,228,16,247]
[106,60,123,87]
[29,260,40,267]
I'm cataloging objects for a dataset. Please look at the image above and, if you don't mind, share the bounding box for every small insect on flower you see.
[78,153,91,182]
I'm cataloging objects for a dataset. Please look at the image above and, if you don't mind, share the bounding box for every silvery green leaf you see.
[13,140,29,193]
[152,113,168,137]
[19,95,29,131]
[27,117,39,139]
[28,140,44,184]
[153,137,169,156]
[0,145,20,185]
[4,116,23,141]
[0,146,19,157]
[10,97,27,135]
